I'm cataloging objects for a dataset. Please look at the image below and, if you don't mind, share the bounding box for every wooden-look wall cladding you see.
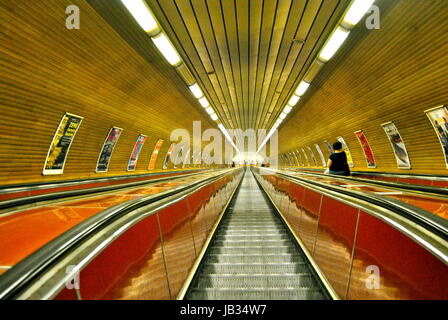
[0,0,217,185]
[278,0,448,175]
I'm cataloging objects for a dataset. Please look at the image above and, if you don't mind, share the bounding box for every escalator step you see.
[202,262,308,274]
[205,253,303,263]
[189,288,325,300]
[196,273,316,289]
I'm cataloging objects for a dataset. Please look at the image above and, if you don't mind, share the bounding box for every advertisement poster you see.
[292,151,299,166]
[182,147,190,168]
[301,148,310,166]
[354,130,376,168]
[163,143,175,169]
[294,150,302,166]
[337,136,354,168]
[148,139,164,170]
[381,122,411,169]
[127,134,147,171]
[315,144,326,167]
[425,105,448,168]
[43,113,83,175]
[307,146,318,166]
[324,140,333,156]
[96,127,123,173]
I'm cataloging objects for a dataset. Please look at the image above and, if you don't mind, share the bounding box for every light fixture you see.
[188,84,203,98]
[151,33,182,66]
[288,95,300,106]
[319,27,350,62]
[279,112,287,120]
[205,107,214,115]
[121,0,158,33]
[343,0,376,26]
[218,124,240,153]
[198,97,210,108]
[284,105,292,114]
[295,81,310,96]
[211,113,218,121]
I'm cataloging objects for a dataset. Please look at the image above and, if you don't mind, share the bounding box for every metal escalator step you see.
[208,245,296,255]
[205,253,303,264]
[196,274,317,289]
[202,262,308,274]
[214,234,289,241]
[188,288,325,300]
[212,239,291,247]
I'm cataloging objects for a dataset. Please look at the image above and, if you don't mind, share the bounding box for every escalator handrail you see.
[273,169,448,238]
[254,168,447,264]
[0,170,215,211]
[0,168,242,300]
[284,166,448,181]
[288,168,448,196]
[0,168,210,193]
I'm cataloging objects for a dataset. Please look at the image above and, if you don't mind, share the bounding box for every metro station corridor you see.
[0,0,447,302]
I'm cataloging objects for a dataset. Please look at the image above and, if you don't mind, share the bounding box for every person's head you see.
[333,141,343,151]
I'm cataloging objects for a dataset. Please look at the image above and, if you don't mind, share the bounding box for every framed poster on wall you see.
[148,139,164,170]
[127,134,147,171]
[307,146,318,166]
[381,121,411,169]
[337,136,354,168]
[43,112,83,175]
[354,130,376,168]
[324,140,333,156]
[294,150,301,166]
[314,144,326,167]
[301,148,310,166]
[425,105,448,168]
[163,143,175,169]
[96,126,123,173]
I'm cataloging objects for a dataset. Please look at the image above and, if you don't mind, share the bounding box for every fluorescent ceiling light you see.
[295,81,310,96]
[189,84,203,98]
[279,112,287,120]
[284,105,292,114]
[151,33,182,66]
[319,27,350,62]
[121,0,158,33]
[211,113,218,121]
[344,0,376,26]
[288,95,300,106]
[205,107,214,115]
[198,97,209,108]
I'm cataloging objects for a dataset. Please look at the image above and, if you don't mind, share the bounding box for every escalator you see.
[186,169,329,300]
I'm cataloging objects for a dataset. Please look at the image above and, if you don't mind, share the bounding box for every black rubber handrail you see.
[286,167,448,180]
[0,169,242,300]
[287,169,448,196]
[0,168,210,193]
[0,170,211,211]
[271,170,448,239]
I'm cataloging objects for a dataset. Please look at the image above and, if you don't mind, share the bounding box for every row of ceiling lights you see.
[120,0,239,153]
[257,0,376,153]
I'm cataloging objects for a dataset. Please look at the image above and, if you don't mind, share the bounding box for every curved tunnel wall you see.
[0,0,217,186]
[278,0,448,175]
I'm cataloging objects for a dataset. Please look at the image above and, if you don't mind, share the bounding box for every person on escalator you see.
[325,141,350,176]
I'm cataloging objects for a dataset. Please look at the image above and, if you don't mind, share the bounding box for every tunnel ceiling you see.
[90,0,351,131]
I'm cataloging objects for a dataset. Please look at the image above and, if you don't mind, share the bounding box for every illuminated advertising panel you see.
[425,105,448,168]
[324,140,333,156]
[354,130,376,168]
[301,148,310,166]
[307,146,318,166]
[314,144,326,167]
[148,139,164,170]
[381,122,411,169]
[96,127,123,173]
[163,143,175,169]
[127,134,147,171]
[337,136,354,168]
[43,113,83,175]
